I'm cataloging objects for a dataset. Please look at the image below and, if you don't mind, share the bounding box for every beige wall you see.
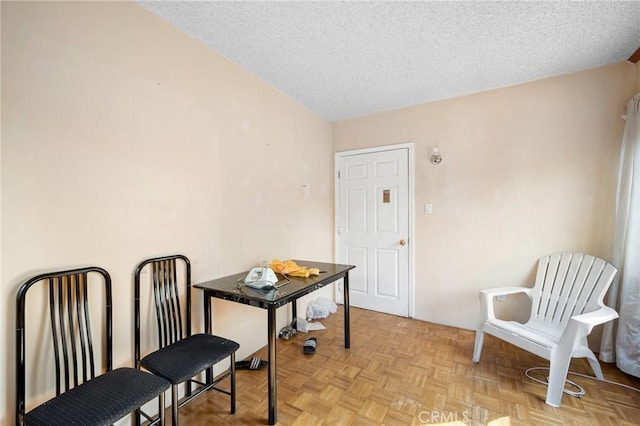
[1,2,332,422]
[333,61,636,330]
[2,1,638,422]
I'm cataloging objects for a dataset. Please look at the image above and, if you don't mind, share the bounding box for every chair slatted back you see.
[529,253,616,330]
[135,255,191,363]
[16,267,112,424]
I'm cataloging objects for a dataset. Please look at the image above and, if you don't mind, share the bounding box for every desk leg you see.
[203,291,213,384]
[291,300,297,328]
[267,305,277,425]
[344,273,351,349]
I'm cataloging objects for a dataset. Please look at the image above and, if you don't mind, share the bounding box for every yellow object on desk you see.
[269,259,320,277]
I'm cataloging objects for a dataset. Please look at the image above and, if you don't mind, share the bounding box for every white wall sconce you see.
[431,147,442,165]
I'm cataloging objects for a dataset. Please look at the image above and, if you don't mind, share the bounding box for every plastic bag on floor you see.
[306,297,337,320]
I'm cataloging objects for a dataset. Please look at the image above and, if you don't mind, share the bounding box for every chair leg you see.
[172,384,179,426]
[584,350,604,379]
[472,328,485,363]
[572,343,605,379]
[546,353,572,407]
[135,408,141,426]
[158,392,165,426]
[230,352,236,414]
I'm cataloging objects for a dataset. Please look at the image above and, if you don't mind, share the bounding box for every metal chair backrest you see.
[528,252,617,331]
[135,254,191,365]
[16,266,112,425]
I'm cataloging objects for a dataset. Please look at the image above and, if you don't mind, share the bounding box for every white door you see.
[337,147,410,317]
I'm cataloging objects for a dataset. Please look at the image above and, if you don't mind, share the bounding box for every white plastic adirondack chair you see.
[472,252,618,407]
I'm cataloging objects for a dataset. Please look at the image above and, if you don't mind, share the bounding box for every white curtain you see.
[600,92,640,378]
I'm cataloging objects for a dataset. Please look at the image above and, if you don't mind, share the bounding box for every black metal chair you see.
[134,254,240,425]
[16,266,169,426]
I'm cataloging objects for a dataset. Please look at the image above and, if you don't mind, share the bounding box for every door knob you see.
[399,239,407,246]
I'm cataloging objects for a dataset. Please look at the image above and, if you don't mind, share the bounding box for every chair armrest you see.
[480,286,533,298]
[479,286,533,320]
[559,306,619,349]
[570,306,618,334]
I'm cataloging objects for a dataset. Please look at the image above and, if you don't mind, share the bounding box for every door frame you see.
[334,142,415,318]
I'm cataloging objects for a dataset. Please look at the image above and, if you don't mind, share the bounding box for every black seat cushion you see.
[141,333,240,384]
[24,367,169,426]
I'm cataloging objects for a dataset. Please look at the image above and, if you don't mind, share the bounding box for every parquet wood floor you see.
[178,307,640,425]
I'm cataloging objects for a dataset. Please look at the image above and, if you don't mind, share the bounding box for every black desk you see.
[194,260,355,425]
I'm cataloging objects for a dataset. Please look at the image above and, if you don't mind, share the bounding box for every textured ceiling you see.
[138,1,640,122]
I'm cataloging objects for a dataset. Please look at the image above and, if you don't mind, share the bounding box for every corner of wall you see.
[0,0,7,421]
